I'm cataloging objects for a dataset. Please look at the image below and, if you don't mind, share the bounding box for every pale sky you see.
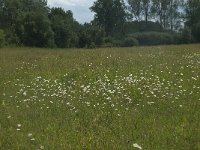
[47,0,95,24]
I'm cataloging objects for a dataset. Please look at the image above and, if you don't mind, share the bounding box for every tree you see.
[127,0,143,21]
[79,23,105,48]
[142,0,151,25]
[49,8,79,48]
[185,0,200,41]
[0,0,55,47]
[185,0,200,26]
[0,0,24,45]
[151,0,181,30]
[22,12,55,47]
[191,22,200,41]
[181,27,192,43]
[21,0,55,47]
[151,0,168,28]
[0,29,5,47]
[168,0,182,31]
[113,0,127,34]
[90,0,127,36]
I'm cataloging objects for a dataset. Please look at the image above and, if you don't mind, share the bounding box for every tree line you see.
[0,0,200,48]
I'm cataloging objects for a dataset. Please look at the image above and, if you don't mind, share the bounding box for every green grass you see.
[0,45,200,150]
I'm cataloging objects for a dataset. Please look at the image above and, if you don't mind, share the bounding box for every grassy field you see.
[0,45,200,150]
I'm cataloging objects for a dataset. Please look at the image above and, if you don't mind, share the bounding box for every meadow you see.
[0,45,200,150]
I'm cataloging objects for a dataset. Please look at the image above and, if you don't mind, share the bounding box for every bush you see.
[0,29,5,48]
[181,27,193,43]
[3,30,21,46]
[101,42,114,48]
[103,37,121,47]
[192,22,200,42]
[112,39,123,47]
[124,21,163,34]
[88,42,96,49]
[130,32,175,45]
[122,37,139,47]
[104,36,114,43]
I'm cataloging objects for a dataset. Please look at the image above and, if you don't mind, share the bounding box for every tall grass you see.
[0,45,200,149]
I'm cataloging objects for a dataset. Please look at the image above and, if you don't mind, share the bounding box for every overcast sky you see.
[47,0,95,24]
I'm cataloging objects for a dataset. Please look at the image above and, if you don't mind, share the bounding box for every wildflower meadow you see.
[0,45,200,149]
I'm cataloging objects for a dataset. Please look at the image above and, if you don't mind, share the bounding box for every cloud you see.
[47,0,95,23]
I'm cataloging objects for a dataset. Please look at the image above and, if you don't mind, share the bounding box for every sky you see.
[47,0,95,24]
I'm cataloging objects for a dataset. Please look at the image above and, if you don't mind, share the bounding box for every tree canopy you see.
[90,0,127,36]
[0,0,200,48]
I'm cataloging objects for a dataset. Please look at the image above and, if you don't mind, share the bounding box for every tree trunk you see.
[145,11,148,25]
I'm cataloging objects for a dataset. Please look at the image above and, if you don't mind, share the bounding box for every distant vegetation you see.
[0,0,200,48]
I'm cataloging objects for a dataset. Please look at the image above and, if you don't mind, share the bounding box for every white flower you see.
[147,102,155,105]
[38,145,44,150]
[23,91,27,96]
[30,138,35,141]
[133,143,142,149]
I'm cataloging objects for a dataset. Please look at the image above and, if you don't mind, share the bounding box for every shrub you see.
[88,42,96,49]
[102,42,114,48]
[112,39,123,47]
[103,37,121,47]
[130,32,175,45]
[104,36,114,43]
[181,27,193,43]
[0,29,5,48]
[191,22,200,42]
[122,37,139,47]
[5,30,22,46]
[124,21,163,34]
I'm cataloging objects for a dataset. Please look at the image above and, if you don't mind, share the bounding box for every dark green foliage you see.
[124,21,163,33]
[103,37,122,47]
[49,8,79,48]
[0,29,5,47]
[185,0,200,42]
[191,22,200,42]
[89,42,96,49]
[131,32,176,45]
[0,0,199,48]
[180,27,193,44]
[102,42,115,48]
[151,0,182,31]
[185,0,200,27]
[0,0,55,47]
[5,33,21,46]
[0,0,24,45]
[86,25,105,46]
[122,37,139,47]
[90,0,127,36]
[79,24,105,48]
[22,12,55,47]
[171,32,182,44]
[127,0,142,21]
